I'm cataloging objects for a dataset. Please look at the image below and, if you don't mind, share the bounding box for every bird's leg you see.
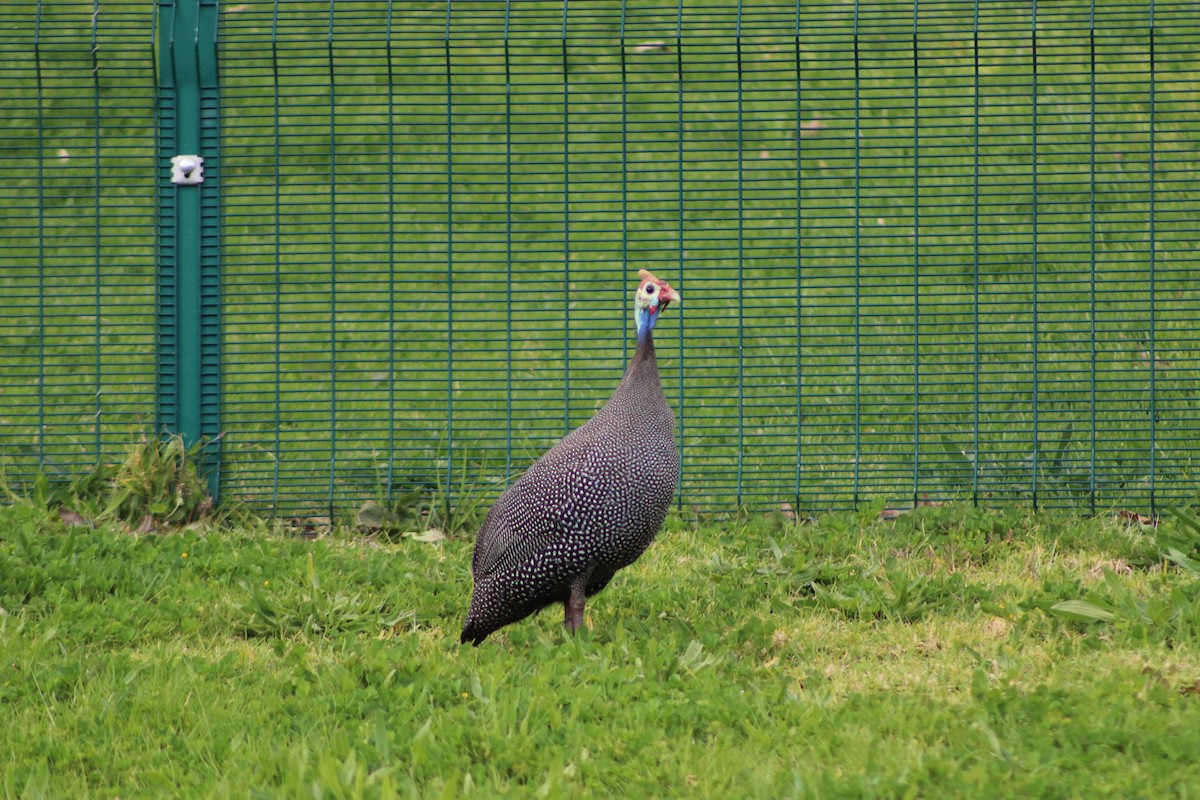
[564,582,586,633]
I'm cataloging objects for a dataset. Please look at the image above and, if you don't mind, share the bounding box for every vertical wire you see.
[852,2,862,507]
[35,1,45,469]
[1030,5,1040,508]
[620,0,628,366]
[794,23,803,509]
[149,2,161,451]
[326,8,338,518]
[386,0,396,505]
[972,4,980,504]
[504,20,513,483]
[210,15,223,505]
[561,4,570,437]
[1148,12,1157,512]
[675,1,685,510]
[271,4,281,515]
[1088,7,1097,515]
[912,4,920,505]
[735,5,745,508]
[91,0,102,464]
[443,14,454,525]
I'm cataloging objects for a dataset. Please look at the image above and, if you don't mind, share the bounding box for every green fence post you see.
[157,0,221,499]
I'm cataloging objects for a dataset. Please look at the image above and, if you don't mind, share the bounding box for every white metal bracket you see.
[171,154,205,185]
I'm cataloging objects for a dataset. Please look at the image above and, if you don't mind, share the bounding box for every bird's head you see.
[633,269,681,341]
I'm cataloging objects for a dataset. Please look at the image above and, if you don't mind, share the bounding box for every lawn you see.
[3,499,1200,797]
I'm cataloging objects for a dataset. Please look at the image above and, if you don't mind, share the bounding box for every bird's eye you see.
[645,284,656,294]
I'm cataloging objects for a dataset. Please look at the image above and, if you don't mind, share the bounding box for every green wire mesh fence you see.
[2,2,159,491]
[2,1,1198,521]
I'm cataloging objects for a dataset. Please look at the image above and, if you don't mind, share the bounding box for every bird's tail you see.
[460,617,486,646]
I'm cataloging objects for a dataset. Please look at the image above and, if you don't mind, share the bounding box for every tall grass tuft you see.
[1,434,219,530]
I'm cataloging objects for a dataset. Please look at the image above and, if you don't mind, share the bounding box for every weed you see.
[103,434,215,526]
[242,552,415,638]
[0,434,223,531]
[1033,574,1200,647]
[1151,506,1200,569]
[1025,508,1200,646]
[925,426,1143,505]
[355,449,494,539]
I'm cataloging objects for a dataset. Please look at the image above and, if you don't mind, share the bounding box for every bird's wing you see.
[470,426,610,577]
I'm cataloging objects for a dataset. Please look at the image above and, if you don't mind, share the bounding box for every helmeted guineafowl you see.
[461,269,681,645]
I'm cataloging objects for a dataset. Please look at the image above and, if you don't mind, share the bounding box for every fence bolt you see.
[170,154,205,185]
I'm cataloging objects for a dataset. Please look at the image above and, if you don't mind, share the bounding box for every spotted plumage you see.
[461,270,681,645]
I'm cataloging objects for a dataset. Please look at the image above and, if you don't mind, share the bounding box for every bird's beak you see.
[659,283,681,308]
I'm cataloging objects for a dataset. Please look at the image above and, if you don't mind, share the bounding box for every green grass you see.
[4,501,1200,797]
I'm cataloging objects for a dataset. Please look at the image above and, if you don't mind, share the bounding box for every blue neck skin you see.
[635,304,659,345]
